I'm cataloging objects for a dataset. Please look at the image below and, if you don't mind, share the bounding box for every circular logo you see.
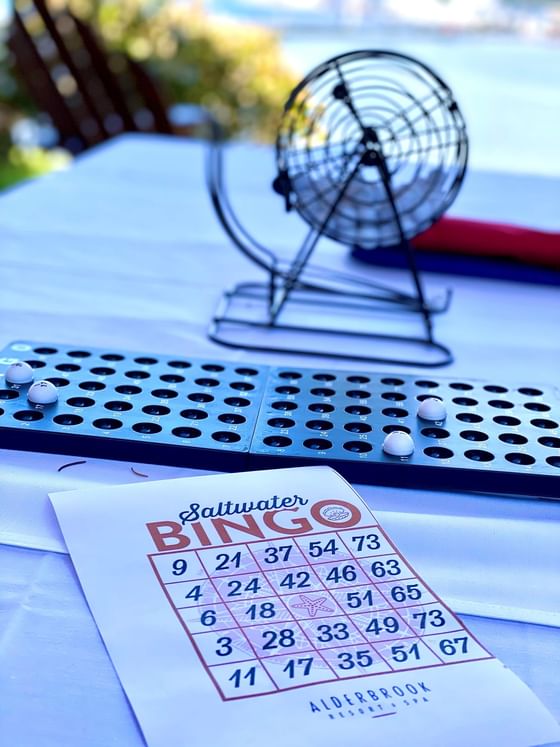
[319,504,351,523]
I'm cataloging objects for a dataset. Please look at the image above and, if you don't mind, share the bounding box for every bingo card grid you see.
[148,526,493,701]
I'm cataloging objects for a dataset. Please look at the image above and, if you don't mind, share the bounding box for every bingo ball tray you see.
[0,341,559,499]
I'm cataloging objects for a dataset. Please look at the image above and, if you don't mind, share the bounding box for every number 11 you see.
[228,666,256,688]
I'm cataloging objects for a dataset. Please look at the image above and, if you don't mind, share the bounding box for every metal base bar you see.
[208,282,454,367]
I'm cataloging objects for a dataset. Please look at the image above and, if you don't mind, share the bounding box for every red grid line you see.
[148,523,495,700]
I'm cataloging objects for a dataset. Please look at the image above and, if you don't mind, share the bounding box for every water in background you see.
[280,29,560,178]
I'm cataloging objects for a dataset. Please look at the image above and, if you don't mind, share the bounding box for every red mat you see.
[413,216,560,269]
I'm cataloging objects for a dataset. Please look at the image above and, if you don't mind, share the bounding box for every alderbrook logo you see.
[146,496,362,551]
[309,680,432,721]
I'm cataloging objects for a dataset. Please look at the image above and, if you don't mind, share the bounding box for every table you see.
[0,134,559,746]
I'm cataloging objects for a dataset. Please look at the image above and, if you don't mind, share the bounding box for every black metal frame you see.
[205,50,468,368]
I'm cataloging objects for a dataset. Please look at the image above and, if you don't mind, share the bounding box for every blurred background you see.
[0,0,559,190]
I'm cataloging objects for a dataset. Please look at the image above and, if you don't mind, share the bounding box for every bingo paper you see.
[49,467,560,747]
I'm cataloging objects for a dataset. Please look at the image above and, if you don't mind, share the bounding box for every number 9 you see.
[172,558,187,575]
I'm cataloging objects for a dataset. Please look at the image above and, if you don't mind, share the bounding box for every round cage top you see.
[275,50,468,250]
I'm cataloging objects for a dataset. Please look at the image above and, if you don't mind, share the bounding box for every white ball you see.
[417,397,447,421]
[27,380,59,405]
[383,430,415,457]
[5,361,34,385]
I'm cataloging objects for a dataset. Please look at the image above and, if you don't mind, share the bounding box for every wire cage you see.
[207,50,468,367]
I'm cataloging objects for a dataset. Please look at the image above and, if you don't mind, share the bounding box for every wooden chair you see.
[8,0,175,153]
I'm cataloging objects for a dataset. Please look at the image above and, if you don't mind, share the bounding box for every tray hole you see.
[218,413,246,425]
[493,415,521,426]
[539,436,560,448]
[160,374,185,384]
[79,381,105,391]
[505,452,535,465]
[67,350,90,358]
[499,433,528,445]
[304,438,332,450]
[421,427,450,439]
[195,377,220,387]
[224,397,250,408]
[93,418,122,430]
[415,379,438,388]
[383,424,411,434]
[45,377,70,388]
[417,393,443,402]
[101,353,124,361]
[143,404,170,416]
[452,397,478,406]
[278,371,302,380]
[307,419,334,431]
[484,385,508,393]
[345,405,371,416]
[25,360,46,369]
[67,396,95,407]
[343,441,373,453]
[311,387,335,397]
[344,422,372,433]
[449,382,473,391]
[347,390,371,399]
[456,412,484,423]
[33,347,57,355]
[309,402,335,413]
[531,418,558,429]
[546,456,560,468]
[212,431,241,443]
[14,410,43,421]
[53,413,83,426]
[188,392,213,403]
[519,387,543,396]
[347,375,370,384]
[168,360,191,369]
[202,363,225,372]
[172,426,201,439]
[460,430,488,442]
[181,409,208,420]
[105,401,133,412]
[90,367,115,376]
[271,400,297,411]
[235,367,258,376]
[264,435,292,448]
[381,391,406,401]
[151,389,178,399]
[55,363,80,372]
[125,370,150,379]
[0,389,19,400]
[275,385,300,395]
[524,402,550,412]
[465,449,494,462]
[312,373,336,382]
[488,399,514,409]
[115,385,142,395]
[382,407,408,418]
[133,422,162,434]
[230,381,255,391]
[134,357,157,365]
[381,377,404,386]
[424,446,454,459]
[267,417,295,429]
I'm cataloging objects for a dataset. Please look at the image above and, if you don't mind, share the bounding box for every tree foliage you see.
[1,0,298,142]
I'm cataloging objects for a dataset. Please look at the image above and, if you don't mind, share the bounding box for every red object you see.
[413,217,560,269]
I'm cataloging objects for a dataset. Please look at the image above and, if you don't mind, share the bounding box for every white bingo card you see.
[50,466,560,747]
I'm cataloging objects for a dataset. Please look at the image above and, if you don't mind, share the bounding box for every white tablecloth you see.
[0,134,559,745]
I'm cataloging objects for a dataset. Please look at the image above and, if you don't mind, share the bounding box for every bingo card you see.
[49,467,560,747]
